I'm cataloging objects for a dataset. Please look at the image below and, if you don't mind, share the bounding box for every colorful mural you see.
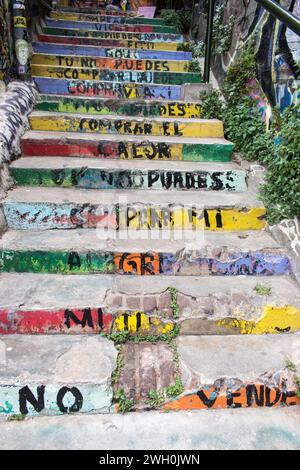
[193,0,300,111]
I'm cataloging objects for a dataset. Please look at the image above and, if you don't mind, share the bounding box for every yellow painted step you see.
[29,112,224,139]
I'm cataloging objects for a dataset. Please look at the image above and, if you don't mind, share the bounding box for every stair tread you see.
[4,186,262,206]
[22,130,233,145]
[11,157,241,171]
[0,273,299,309]
[0,229,282,252]
[30,110,221,123]
[37,94,203,105]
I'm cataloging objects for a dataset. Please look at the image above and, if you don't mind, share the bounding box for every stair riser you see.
[29,116,223,139]
[0,307,112,334]
[0,250,290,276]
[37,33,180,51]
[0,384,114,416]
[42,27,184,43]
[11,168,247,192]
[1,304,299,336]
[36,97,203,118]
[21,139,234,162]
[32,65,202,85]
[50,11,168,25]
[44,18,178,34]
[33,42,193,60]
[3,203,266,231]
[32,55,190,73]
[163,385,300,412]
[34,77,182,100]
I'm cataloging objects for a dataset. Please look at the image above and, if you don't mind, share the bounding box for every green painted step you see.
[11,158,247,192]
[35,95,204,118]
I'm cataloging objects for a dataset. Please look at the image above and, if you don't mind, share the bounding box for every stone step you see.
[29,112,223,138]
[41,25,184,43]
[35,95,203,118]
[50,10,169,26]
[58,6,135,15]
[32,54,191,73]
[11,157,247,191]
[33,76,183,100]
[2,408,300,450]
[0,274,299,336]
[32,42,193,60]
[0,229,289,276]
[161,335,300,411]
[21,131,234,162]
[31,64,202,85]
[36,27,181,51]
[44,17,178,34]
[3,187,266,231]
[114,334,300,411]
[0,335,118,416]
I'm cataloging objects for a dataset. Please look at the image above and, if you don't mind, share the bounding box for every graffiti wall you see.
[193,0,300,111]
[0,0,13,84]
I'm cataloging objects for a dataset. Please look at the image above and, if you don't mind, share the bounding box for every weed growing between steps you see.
[254,284,272,296]
[169,287,180,319]
[146,340,184,410]
[200,46,300,224]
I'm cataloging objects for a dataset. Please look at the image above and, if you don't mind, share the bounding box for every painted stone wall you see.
[0,81,38,234]
[0,0,14,85]
[192,0,300,111]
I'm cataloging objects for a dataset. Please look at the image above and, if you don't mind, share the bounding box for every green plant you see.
[286,359,297,373]
[161,10,192,35]
[114,389,134,414]
[184,59,202,74]
[169,287,180,319]
[200,43,300,224]
[254,284,272,296]
[111,347,124,386]
[212,3,235,55]
[165,378,184,399]
[146,389,166,409]
[177,40,205,57]
[8,414,26,422]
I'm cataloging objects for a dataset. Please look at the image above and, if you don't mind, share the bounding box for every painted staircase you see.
[0,4,300,418]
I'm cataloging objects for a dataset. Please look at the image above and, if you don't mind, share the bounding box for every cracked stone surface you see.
[177,335,300,390]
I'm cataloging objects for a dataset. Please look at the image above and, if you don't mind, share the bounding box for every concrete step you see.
[0,273,299,335]
[0,335,118,416]
[11,157,247,191]
[41,25,184,43]
[36,27,181,51]
[35,95,203,118]
[29,112,223,138]
[44,17,179,34]
[21,131,234,162]
[0,229,289,275]
[32,42,193,60]
[50,10,170,26]
[32,54,191,73]
[33,76,183,100]
[1,407,300,450]
[162,334,300,411]
[3,187,266,231]
[31,64,202,85]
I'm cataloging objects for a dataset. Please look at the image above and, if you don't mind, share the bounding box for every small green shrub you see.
[177,40,205,57]
[184,59,202,74]
[146,390,166,409]
[161,10,192,35]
